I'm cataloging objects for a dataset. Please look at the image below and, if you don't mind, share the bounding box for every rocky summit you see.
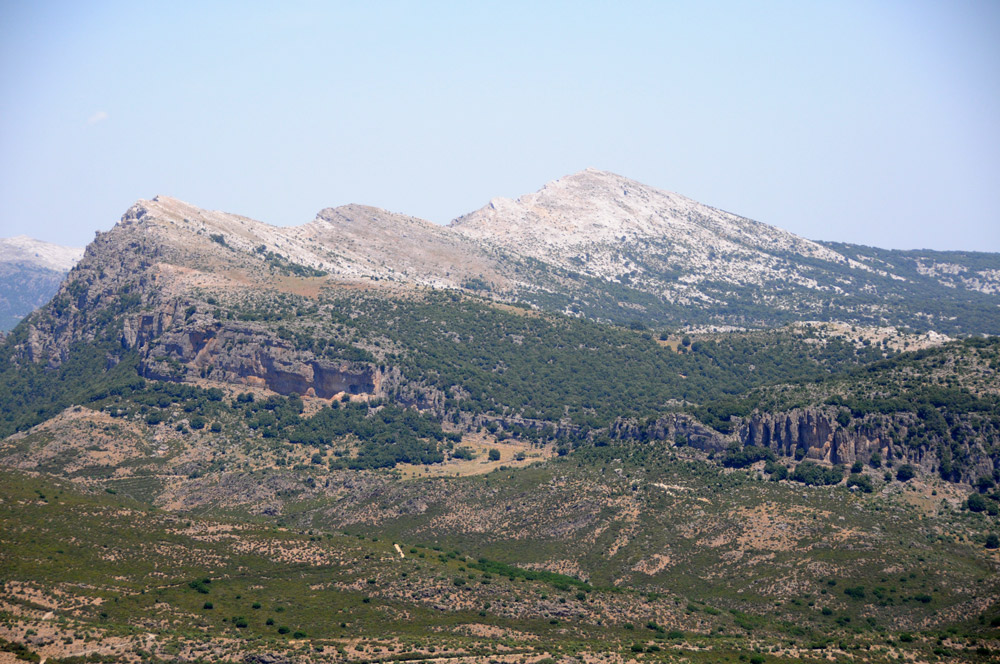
[1,171,999,663]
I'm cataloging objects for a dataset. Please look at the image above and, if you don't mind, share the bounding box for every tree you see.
[791,461,843,486]
[488,448,501,461]
[896,464,917,482]
[986,534,999,549]
[847,475,874,493]
[967,493,988,513]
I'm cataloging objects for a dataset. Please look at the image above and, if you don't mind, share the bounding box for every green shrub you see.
[847,475,874,493]
[722,445,775,468]
[967,493,988,512]
[791,462,843,486]
[764,460,788,480]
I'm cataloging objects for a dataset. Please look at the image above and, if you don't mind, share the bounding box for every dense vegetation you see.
[708,337,1000,482]
[300,291,888,427]
[287,400,454,468]
[4,283,1000,481]
[0,326,142,439]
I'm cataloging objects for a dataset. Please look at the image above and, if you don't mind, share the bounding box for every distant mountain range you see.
[0,235,84,330]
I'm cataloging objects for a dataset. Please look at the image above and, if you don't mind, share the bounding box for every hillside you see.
[2,175,1000,661]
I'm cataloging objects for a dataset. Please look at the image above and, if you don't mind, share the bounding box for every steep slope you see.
[689,336,1000,485]
[0,236,84,330]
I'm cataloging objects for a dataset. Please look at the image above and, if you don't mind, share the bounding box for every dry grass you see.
[396,435,551,479]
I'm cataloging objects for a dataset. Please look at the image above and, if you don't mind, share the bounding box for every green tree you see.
[967,493,988,512]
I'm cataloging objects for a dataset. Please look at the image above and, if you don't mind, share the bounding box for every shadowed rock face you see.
[744,410,841,460]
[257,358,376,399]
[738,408,994,483]
[609,413,729,452]
[136,320,386,400]
[610,406,994,484]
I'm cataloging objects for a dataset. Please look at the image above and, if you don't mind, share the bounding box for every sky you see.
[1,0,998,252]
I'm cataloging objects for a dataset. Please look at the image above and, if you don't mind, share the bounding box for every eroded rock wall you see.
[138,318,390,400]
[738,407,995,484]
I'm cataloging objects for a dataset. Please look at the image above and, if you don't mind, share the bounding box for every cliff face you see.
[609,413,729,452]
[17,221,164,367]
[137,317,396,400]
[608,405,995,485]
[738,407,996,484]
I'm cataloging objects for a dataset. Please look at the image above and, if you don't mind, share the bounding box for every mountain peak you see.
[450,168,699,247]
[450,170,854,288]
[0,235,85,272]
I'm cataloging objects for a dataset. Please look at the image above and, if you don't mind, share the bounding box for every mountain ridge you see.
[2,173,1000,662]
[9,168,1000,349]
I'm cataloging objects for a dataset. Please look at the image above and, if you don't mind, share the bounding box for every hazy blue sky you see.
[1,1,998,251]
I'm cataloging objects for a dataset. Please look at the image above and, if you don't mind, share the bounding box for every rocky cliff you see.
[737,407,996,484]
[12,197,402,401]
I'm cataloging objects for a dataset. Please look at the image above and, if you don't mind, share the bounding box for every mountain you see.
[0,235,83,272]
[452,169,1000,332]
[0,235,84,330]
[2,174,1000,662]
[452,168,847,280]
